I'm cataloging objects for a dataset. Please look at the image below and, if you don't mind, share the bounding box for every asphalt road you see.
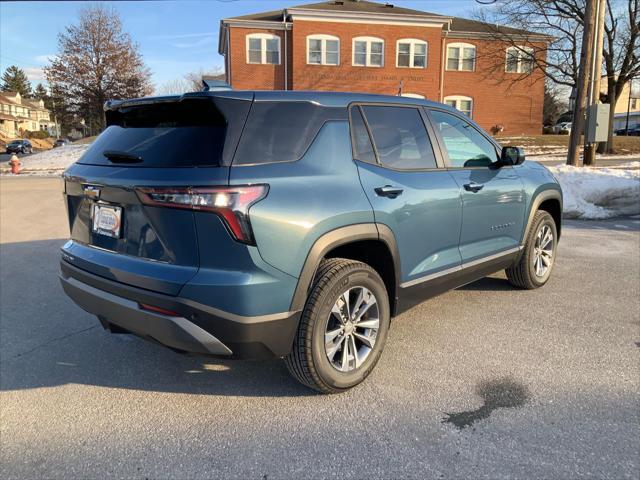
[1,177,639,479]
[0,151,32,162]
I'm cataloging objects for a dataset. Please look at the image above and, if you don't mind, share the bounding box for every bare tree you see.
[544,84,569,126]
[157,66,225,95]
[156,77,192,96]
[45,5,153,134]
[476,0,639,153]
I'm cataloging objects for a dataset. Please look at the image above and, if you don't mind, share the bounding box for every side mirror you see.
[500,146,525,166]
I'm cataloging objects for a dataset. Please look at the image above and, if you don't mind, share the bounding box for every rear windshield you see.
[77,97,249,167]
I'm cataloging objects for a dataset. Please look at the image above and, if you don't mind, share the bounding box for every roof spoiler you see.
[202,78,232,92]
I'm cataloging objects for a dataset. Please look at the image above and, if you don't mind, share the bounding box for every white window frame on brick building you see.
[505,46,535,73]
[246,33,281,65]
[396,39,428,68]
[352,36,384,67]
[444,95,473,117]
[446,43,476,71]
[307,34,340,66]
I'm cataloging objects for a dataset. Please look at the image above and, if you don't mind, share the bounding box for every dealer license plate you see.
[92,204,122,238]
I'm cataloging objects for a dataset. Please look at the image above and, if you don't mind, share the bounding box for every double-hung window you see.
[397,39,427,68]
[307,35,340,65]
[446,43,476,71]
[246,34,281,65]
[353,37,384,67]
[444,95,473,118]
[505,46,535,73]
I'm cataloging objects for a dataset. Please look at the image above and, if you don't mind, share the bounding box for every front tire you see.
[285,258,391,393]
[506,210,558,289]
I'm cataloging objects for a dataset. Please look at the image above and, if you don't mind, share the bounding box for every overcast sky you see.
[0,0,482,92]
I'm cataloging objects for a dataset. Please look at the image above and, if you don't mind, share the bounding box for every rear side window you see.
[361,105,437,170]
[233,102,346,165]
[78,97,250,167]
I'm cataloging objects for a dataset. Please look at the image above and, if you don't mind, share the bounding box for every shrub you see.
[24,130,50,140]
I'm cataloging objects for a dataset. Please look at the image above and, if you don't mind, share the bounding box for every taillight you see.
[137,185,268,245]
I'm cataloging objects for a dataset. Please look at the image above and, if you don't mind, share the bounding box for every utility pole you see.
[625,76,637,134]
[584,0,607,166]
[567,0,597,166]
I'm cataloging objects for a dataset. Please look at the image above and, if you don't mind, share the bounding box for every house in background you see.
[67,117,89,140]
[218,0,550,135]
[0,91,58,138]
[601,79,640,131]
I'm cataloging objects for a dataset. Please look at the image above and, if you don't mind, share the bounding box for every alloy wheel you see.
[324,286,379,372]
[533,224,554,277]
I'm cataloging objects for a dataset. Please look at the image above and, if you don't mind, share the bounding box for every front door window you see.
[429,110,498,168]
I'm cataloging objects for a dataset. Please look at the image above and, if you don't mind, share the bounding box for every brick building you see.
[218,0,550,135]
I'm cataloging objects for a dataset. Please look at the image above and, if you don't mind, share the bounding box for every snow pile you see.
[548,164,640,219]
[2,144,90,173]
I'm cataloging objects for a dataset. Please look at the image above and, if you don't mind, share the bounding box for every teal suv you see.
[60,91,562,393]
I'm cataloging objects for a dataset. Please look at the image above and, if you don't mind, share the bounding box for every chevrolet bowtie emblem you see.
[83,185,101,199]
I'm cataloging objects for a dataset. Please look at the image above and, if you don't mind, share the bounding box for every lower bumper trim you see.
[61,276,233,356]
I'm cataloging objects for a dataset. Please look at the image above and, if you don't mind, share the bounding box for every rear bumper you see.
[60,260,301,359]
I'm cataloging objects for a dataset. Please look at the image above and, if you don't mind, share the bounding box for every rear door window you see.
[360,105,437,170]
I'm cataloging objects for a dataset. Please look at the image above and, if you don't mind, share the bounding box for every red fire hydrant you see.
[9,154,21,174]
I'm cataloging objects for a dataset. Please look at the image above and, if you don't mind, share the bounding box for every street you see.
[1,177,639,479]
[0,151,33,163]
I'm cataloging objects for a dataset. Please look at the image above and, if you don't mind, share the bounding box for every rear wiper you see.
[103,150,143,163]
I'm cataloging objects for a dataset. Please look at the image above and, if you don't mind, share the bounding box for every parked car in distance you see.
[614,125,640,136]
[5,139,33,154]
[60,91,562,393]
[553,122,572,134]
[54,139,69,148]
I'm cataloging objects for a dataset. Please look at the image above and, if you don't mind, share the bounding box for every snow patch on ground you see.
[2,144,89,174]
[532,153,640,163]
[548,164,640,219]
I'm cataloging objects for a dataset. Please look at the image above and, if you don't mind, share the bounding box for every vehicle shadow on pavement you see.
[0,239,317,397]
[457,275,514,291]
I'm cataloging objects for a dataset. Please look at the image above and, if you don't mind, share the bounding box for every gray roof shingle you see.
[225,0,545,38]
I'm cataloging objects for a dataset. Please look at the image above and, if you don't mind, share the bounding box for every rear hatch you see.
[62,91,253,295]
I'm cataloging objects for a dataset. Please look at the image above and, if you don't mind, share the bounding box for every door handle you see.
[463,182,484,193]
[375,185,404,198]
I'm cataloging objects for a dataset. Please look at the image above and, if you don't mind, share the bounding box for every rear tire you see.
[506,210,557,289]
[285,258,390,394]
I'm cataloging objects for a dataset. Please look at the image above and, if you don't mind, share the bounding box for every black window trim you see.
[423,106,508,171]
[347,105,378,165]
[348,101,446,172]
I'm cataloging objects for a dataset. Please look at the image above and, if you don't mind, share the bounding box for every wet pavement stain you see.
[443,377,530,430]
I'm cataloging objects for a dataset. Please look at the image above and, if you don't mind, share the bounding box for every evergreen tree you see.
[1,65,32,96]
[33,83,48,100]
